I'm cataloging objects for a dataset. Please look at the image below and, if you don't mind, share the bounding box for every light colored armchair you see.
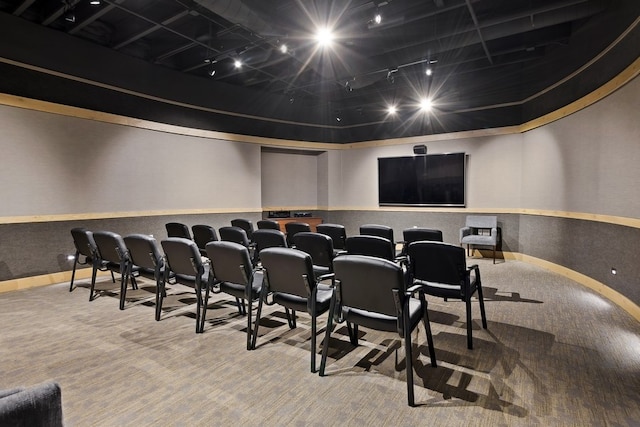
[459,215,500,263]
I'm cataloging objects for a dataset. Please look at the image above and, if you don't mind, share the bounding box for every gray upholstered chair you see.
[316,223,347,253]
[191,224,218,256]
[124,234,169,321]
[459,215,500,263]
[400,227,443,256]
[284,221,311,247]
[91,231,136,309]
[251,228,287,265]
[257,219,280,230]
[69,227,115,292]
[231,218,254,242]
[161,237,209,333]
[292,232,335,280]
[319,254,437,407]
[408,240,487,349]
[0,381,63,427]
[345,235,396,262]
[204,241,263,348]
[257,247,334,372]
[165,222,192,240]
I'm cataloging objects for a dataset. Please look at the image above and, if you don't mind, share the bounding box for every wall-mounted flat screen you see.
[378,152,466,207]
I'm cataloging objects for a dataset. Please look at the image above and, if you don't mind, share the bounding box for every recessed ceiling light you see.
[387,105,397,114]
[315,27,334,47]
[280,44,288,54]
[374,13,382,24]
[234,59,242,68]
[425,67,433,76]
[420,98,433,112]
[90,0,102,5]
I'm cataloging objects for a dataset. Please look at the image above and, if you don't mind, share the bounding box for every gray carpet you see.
[1,259,639,426]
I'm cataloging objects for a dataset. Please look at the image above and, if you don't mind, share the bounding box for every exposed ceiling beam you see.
[465,0,493,64]
[12,0,36,16]
[68,0,126,35]
[42,0,81,26]
[114,10,191,50]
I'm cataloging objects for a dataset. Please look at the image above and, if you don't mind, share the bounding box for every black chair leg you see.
[421,303,437,367]
[119,272,128,310]
[319,294,337,376]
[477,285,488,329]
[347,322,358,346]
[404,318,415,407]
[310,315,317,373]
[466,297,473,349]
[69,251,79,292]
[285,308,297,329]
[155,280,165,321]
[89,265,98,301]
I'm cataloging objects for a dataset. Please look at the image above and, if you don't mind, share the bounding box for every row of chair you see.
[69,223,488,407]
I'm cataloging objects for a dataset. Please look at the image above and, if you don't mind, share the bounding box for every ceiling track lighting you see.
[61,0,75,23]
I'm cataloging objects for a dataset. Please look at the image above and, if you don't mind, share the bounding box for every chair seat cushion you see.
[219,271,262,300]
[343,298,422,333]
[461,235,496,246]
[273,286,333,314]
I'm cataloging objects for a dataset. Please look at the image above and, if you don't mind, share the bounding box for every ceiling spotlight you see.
[280,44,288,54]
[64,10,75,22]
[387,105,397,115]
[420,98,433,112]
[234,59,242,69]
[207,67,216,77]
[374,13,382,24]
[425,67,433,76]
[89,0,102,5]
[315,27,334,47]
[386,69,397,84]
[345,81,353,92]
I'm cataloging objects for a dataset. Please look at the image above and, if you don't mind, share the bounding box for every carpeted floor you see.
[1,259,639,426]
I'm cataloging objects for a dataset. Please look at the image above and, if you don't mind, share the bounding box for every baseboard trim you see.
[0,268,106,294]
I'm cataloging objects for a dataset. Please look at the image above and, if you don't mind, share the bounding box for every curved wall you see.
[0,72,639,320]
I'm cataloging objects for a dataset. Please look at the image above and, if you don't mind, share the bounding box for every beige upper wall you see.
[1,73,639,220]
[327,75,640,218]
[522,75,640,218]
[0,106,262,216]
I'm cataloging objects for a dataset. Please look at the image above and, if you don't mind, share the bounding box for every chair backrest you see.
[161,237,203,277]
[333,255,404,320]
[285,222,311,246]
[359,224,394,243]
[345,235,395,261]
[465,215,497,229]
[231,218,254,240]
[93,231,128,264]
[261,247,316,298]
[70,227,96,258]
[192,225,218,252]
[316,223,347,250]
[257,219,280,230]
[124,234,163,271]
[219,226,250,247]
[165,222,192,240]
[292,232,334,269]
[408,241,466,286]
[206,241,253,285]
[402,227,443,245]
[252,229,287,255]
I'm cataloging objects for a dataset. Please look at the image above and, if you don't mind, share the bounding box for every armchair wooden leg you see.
[466,298,473,349]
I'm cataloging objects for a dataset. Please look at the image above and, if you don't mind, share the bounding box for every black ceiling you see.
[1,0,639,142]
